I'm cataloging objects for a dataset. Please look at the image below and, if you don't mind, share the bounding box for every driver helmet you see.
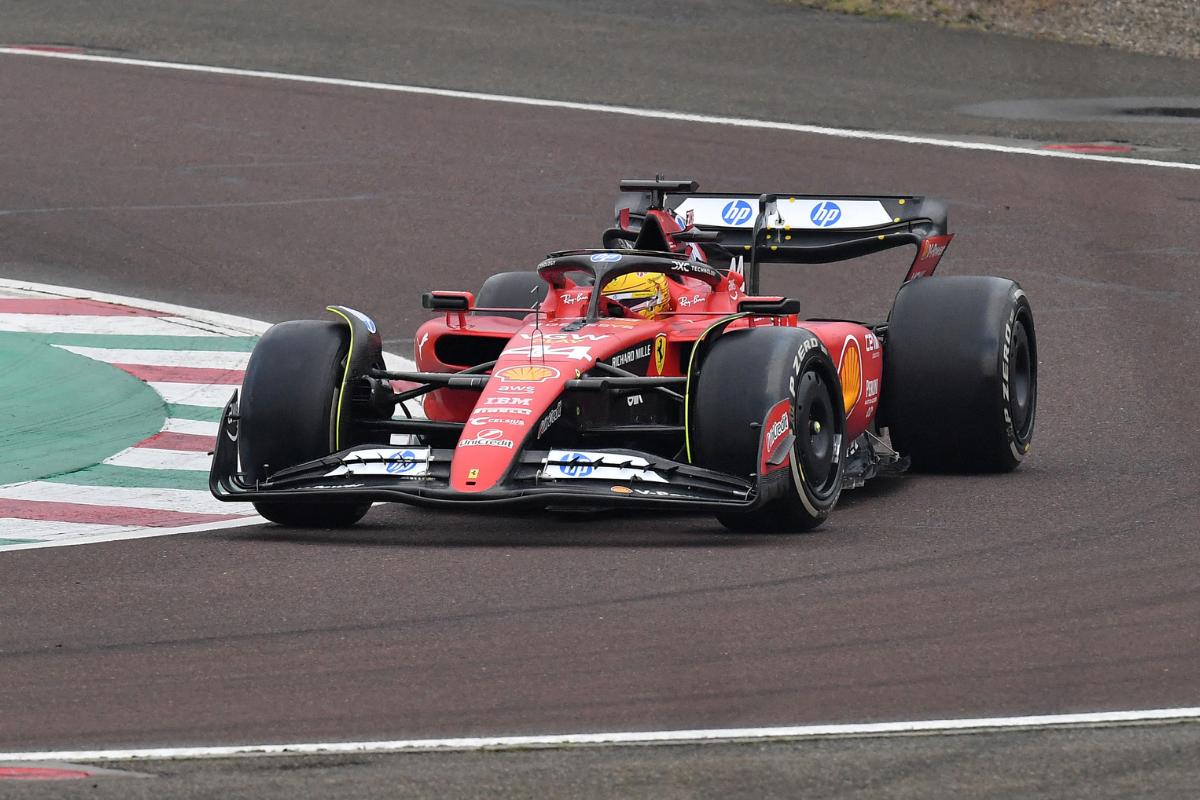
[600,271,670,318]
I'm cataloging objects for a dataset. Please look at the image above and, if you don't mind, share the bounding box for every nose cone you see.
[450,363,568,492]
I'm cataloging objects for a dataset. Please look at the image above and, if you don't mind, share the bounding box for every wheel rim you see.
[793,370,837,492]
[1009,319,1034,438]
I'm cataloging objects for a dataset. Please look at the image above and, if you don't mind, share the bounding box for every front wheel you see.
[691,327,846,532]
[240,320,372,527]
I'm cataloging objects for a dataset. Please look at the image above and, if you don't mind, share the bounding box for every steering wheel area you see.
[537,250,723,322]
[600,295,638,319]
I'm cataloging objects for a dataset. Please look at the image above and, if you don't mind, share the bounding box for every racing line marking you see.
[1,47,1198,172]
[2,706,1198,762]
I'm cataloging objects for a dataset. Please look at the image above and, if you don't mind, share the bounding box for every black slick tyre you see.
[691,327,846,532]
[883,276,1037,472]
[239,320,371,527]
[474,271,549,319]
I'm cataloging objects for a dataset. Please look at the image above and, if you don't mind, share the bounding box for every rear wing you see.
[612,180,952,293]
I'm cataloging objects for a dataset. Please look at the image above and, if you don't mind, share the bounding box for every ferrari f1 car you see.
[210,178,1037,532]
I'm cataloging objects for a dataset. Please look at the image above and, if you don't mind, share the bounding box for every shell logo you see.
[838,336,862,414]
[495,365,561,383]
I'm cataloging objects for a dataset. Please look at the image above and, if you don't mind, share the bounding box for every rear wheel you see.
[239,320,372,527]
[691,327,846,532]
[883,276,1037,472]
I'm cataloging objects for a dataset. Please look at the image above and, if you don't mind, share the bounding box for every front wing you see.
[210,396,788,512]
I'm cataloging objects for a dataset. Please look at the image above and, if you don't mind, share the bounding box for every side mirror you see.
[672,228,723,243]
[422,291,474,311]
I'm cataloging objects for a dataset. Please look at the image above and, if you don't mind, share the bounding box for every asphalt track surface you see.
[4,0,1200,161]
[2,2,1200,795]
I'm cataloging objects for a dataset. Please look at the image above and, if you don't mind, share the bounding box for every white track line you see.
[162,418,220,437]
[0,516,265,552]
[103,447,214,472]
[0,313,223,336]
[0,519,131,540]
[53,345,251,370]
[146,381,238,407]
[1,48,1197,172]
[0,482,251,516]
[0,286,45,299]
[3,707,1199,762]
[0,278,270,335]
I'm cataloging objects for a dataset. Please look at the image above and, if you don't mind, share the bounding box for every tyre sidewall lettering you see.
[787,333,842,515]
[787,336,825,400]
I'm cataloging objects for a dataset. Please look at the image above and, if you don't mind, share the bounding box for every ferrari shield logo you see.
[654,334,667,375]
[467,468,479,479]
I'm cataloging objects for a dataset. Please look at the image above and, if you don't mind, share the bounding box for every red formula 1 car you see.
[211,179,1037,532]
